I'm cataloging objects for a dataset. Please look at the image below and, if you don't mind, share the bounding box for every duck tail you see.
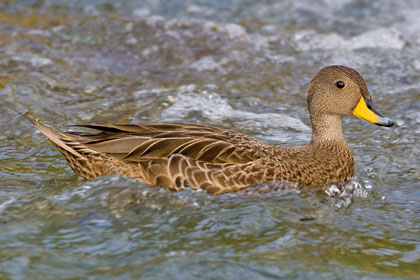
[16,110,104,179]
[25,116,84,160]
[8,107,84,160]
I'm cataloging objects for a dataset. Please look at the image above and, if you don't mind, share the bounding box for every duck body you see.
[27,66,393,195]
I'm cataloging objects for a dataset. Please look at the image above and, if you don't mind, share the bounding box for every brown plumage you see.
[27,66,394,195]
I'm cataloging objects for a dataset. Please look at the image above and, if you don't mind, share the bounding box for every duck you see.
[27,65,394,195]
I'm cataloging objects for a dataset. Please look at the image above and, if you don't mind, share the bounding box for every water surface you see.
[0,1,419,279]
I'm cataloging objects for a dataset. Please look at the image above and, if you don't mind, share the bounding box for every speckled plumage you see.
[28,65,392,195]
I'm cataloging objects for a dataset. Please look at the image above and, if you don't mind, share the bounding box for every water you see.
[0,0,419,279]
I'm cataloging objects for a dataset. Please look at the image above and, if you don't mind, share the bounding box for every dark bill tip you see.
[375,117,395,127]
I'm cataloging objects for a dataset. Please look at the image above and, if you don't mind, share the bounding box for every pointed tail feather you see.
[21,113,84,159]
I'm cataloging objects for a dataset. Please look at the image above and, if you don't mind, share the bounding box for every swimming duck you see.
[28,65,394,194]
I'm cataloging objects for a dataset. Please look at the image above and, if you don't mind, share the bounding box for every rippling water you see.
[1,1,419,279]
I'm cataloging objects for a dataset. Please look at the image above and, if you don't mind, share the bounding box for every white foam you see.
[187,5,216,16]
[161,91,310,132]
[295,28,405,52]
[30,56,53,67]
[0,198,17,213]
[132,8,151,18]
[190,56,228,72]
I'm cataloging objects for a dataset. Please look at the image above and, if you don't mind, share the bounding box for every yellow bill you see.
[353,97,394,127]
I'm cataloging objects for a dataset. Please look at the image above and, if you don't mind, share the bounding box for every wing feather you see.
[71,123,266,164]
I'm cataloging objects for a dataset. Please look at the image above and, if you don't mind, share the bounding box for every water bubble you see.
[324,184,340,196]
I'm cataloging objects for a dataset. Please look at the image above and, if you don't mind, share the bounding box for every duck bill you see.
[353,96,394,127]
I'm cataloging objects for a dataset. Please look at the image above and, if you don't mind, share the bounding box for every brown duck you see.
[28,66,394,195]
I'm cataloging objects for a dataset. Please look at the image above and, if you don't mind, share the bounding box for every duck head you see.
[307,65,394,127]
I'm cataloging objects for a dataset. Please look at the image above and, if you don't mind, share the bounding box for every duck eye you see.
[336,81,345,89]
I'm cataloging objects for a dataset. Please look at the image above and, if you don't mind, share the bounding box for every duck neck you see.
[310,114,346,145]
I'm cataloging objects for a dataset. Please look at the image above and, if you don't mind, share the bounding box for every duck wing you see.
[28,118,276,193]
[70,123,269,164]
